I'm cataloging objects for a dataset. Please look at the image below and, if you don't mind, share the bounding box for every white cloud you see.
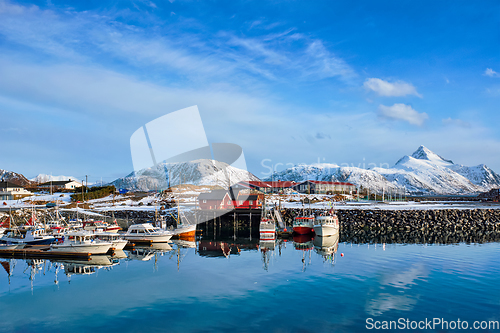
[442,117,471,128]
[378,103,428,126]
[364,78,422,97]
[484,68,499,77]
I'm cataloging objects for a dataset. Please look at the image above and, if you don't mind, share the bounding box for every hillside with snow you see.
[0,168,32,186]
[267,146,500,195]
[111,159,260,191]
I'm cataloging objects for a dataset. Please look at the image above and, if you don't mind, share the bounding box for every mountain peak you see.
[410,146,453,164]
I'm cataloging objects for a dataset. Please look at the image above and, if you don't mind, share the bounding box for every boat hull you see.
[49,243,112,254]
[123,234,172,243]
[173,225,196,238]
[313,225,339,237]
[293,226,314,235]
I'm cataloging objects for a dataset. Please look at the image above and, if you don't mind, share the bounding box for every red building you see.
[198,190,263,210]
[198,190,234,210]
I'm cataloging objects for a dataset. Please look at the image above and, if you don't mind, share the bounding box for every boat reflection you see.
[172,238,196,248]
[293,234,314,271]
[313,233,339,262]
[259,238,276,271]
[127,243,174,262]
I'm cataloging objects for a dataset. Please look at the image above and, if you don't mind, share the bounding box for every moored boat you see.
[259,217,276,240]
[313,215,339,237]
[293,216,315,235]
[93,231,128,250]
[122,223,173,243]
[0,227,56,246]
[49,231,112,254]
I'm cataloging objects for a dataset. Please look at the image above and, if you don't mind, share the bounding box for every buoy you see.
[341,253,344,257]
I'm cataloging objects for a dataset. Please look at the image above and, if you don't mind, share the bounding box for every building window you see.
[239,200,243,205]
[203,200,206,203]
[249,200,253,205]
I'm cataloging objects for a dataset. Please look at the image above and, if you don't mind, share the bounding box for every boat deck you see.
[0,246,92,260]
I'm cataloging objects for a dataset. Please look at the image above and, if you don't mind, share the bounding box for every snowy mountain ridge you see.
[267,146,500,195]
[111,159,260,191]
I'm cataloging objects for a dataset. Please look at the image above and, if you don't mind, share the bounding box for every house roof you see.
[39,180,80,186]
[198,190,231,200]
[240,181,296,188]
[0,181,24,189]
[298,180,355,186]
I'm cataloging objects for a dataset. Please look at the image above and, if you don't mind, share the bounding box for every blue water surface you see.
[0,238,499,333]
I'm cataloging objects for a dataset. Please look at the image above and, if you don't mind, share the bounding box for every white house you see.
[39,179,82,190]
[0,181,32,200]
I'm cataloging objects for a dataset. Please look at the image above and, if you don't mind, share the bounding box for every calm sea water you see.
[1,234,499,333]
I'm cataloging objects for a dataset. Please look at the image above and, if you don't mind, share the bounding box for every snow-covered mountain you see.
[111,159,260,191]
[265,163,401,193]
[0,169,32,186]
[267,146,500,195]
[31,174,80,184]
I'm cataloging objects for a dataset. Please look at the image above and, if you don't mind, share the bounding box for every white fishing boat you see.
[49,231,112,254]
[93,231,128,250]
[1,227,56,245]
[122,223,173,243]
[313,214,339,237]
[83,220,121,233]
[259,217,276,240]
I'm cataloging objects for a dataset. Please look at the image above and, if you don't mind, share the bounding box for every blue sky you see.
[0,0,499,182]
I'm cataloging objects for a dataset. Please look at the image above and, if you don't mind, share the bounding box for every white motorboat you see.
[122,223,173,243]
[93,231,128,250]
[313,214,339,237]
[49,231,112,254]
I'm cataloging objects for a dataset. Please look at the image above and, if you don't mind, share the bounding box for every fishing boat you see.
[313,214,339,237]
[259,217,276,239]
[49,231,112,254]
[122,223,173,243]
[93,231,128,250]
[83,220,121,233]
[293,216,315,235]
[259,197,276,239]
[0,227,56,245]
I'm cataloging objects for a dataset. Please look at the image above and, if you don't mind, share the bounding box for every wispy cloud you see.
[378,103,428,126]
[0,0,355,88]
[484,68,499,78]
[442,117,471,128]
[364,78,422,97]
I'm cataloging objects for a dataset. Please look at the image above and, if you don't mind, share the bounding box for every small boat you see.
[313,214,339,237]
[93,231,128,251]
[49,231,112,254]
[0,227,56,245]
[83,220,121,233]
[293,216,315,235]
[259,217,276,240]
[122,223,173,243]
[172,224,197,238]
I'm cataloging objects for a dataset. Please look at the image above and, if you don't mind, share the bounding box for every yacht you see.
[122,223,173,243]
[93,231,128,250]
[49,231,112,254]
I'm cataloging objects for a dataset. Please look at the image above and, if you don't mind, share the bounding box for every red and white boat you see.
[83,220,121,233]
[259,217,276,240]
[293,216,315,235]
